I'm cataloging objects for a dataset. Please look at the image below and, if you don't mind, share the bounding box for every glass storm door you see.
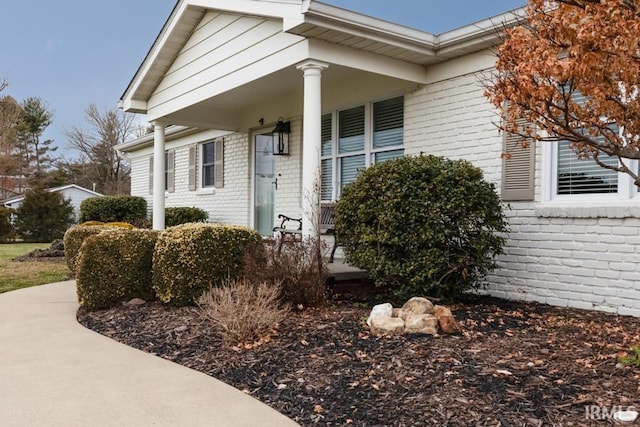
[254,134,275,236]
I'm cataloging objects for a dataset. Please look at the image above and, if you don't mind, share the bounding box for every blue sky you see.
[1,0,523,159]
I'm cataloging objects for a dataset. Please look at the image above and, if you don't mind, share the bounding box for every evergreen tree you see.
[14,187,74,242]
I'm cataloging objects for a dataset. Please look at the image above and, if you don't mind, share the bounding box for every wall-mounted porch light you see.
[271,118,291,156]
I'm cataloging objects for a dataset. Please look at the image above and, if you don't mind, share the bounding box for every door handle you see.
[271,173,282,190]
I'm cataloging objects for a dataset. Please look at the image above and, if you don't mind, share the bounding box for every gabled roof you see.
[2,184,103,206]
[120,0,523,113]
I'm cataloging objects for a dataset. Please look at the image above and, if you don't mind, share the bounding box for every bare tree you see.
[64,104,140,195]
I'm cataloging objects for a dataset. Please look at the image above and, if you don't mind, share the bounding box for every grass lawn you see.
[0,243,70,294]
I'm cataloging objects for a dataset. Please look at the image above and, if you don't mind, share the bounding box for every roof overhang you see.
[115,125,201,154]
[119,0,524,117]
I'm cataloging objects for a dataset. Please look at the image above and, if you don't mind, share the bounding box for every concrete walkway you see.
[0,281,299,427]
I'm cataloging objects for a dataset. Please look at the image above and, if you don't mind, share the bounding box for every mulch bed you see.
[78,289,640,426]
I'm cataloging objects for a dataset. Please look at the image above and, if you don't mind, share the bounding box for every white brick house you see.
[117,0,640,315]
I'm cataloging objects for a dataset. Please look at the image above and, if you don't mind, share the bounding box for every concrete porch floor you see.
[327,258,367,282]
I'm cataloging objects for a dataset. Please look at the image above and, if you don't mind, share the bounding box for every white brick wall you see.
[128,59,640,316]
[130,131,251,227]
[405,67,640,316]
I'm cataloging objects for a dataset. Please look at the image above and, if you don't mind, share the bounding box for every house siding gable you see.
[148,12,305,114]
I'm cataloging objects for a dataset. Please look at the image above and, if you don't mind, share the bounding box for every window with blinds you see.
[321,114,333,200]
[557,140,618,194]
[320,96,405,200]
[373,96,403,149]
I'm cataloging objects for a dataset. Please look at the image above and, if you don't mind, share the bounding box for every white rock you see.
[401,297,434,318]
[404,314,438,335]
[367,303,393,327]
[370,316,405,336]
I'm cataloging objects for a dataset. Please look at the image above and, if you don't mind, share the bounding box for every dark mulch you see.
[78,288,640,426]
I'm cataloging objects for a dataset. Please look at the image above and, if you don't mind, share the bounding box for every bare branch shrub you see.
[197,279,289,345]
[243,238,328,307]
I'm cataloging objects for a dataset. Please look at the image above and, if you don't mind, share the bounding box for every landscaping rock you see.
[370,316,405,336]
[434,305,460,334]
[404,314,438,335]
[401,297,434,317]
[366,303,393,327]
[367,298,459,336]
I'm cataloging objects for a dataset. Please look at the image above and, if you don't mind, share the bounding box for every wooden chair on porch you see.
[272,202,339,263]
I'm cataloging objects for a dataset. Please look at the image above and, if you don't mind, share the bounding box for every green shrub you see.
[242,238,328,307]
[76,228,159,311]
[14,187,75,243]
[335,154,509,302]
[79,196,147,223]
[63,223,134,275]
[165,207,209,227]
[0,207,14,242]
[153,223,262,306]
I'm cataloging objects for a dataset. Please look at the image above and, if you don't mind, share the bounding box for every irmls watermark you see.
[585,405,639,423]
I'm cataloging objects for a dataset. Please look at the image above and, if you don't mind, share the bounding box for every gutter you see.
[115,125,199,157]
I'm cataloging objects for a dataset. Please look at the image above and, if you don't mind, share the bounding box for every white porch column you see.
[297,60,328,238]
[152,122,166,231]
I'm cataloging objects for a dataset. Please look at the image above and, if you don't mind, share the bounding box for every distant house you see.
[116,0,640,316]
[3,184,103,222]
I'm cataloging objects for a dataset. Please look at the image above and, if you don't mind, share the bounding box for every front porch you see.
[327,258,367,282]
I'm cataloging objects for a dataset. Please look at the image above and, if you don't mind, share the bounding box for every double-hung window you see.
[191,138,224,190]
[321,96,404,200]
[201,141,216,188]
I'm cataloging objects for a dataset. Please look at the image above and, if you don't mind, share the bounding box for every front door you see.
[254,133,275,236]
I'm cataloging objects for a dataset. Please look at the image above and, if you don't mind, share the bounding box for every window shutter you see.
[502,118,536,201]
[148,155,154,195]
[188,145,197,191]
[214,138,224,188]
[167,150,175,193]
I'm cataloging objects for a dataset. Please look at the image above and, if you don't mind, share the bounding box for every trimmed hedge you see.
[79,196,147,223]
[153,223,262,306]
[335,154,509,302]
[76,228,159,311]
[165,207,209,227]
[63,223,134,276]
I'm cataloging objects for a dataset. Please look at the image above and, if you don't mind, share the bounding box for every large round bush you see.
[335,154,508,301]
[152,223,262,306]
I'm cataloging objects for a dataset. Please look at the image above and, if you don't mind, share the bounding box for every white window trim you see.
[322,96,404,201]
[544,140,640,204]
